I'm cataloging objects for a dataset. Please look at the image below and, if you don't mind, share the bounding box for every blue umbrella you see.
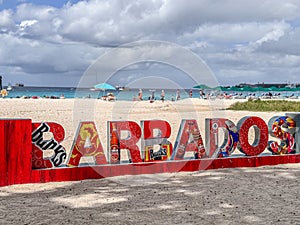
[94,83,116,98]
[94,83,116,90]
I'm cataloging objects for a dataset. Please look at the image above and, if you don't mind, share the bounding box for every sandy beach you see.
[0,98,299,224]
[0,98,282,152]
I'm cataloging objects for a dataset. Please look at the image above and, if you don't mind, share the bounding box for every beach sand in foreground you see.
[0,164,299,224]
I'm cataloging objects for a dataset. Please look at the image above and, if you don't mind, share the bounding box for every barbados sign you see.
[0,113,300,187]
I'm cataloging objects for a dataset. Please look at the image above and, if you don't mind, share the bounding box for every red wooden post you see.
[0,120,7,186]
[0,119,32,186]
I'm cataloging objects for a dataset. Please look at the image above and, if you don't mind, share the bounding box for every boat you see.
[116,85,125,91]
[15,82,24,87]
[7,83,12,91]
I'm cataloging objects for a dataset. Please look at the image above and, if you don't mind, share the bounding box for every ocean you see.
[3,86,299,100]
[3,86,191,101]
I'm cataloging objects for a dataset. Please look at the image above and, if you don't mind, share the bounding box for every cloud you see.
[255,28,300,55]
[9,0,300,45]
[1,0,300,86]
[0,9,15,30]
[19,19,37,29]
[250,22,289,50]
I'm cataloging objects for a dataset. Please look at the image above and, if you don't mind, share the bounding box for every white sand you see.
[0,98,283,152]
[0,98,299,224]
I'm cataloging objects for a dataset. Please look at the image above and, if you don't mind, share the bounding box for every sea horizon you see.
[2,85,299,101]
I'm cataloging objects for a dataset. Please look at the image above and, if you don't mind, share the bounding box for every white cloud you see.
[255,28,300,55]
[19,19,37,29]
[180,21,291,45]
[10,0,300,45]
[1,0,300,86]
[253,22,288,47]
[0,9,15,29]
[159,0,300,26]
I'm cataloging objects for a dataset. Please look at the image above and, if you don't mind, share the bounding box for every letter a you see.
[67,122,107,167]
[172,119,206,160]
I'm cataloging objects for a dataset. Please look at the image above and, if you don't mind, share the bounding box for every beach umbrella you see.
[279,86,292,92]
[94,82,116,98]
[251,86,263,92]
[267,86,277,91]
[193,84,212,90]
[238,86,255,92]
[213,86,229,91]
[94,82,116,91]
[211,86,224,91]
[251,86,265,96]
[228,86,240,91]
[222,86,232,91]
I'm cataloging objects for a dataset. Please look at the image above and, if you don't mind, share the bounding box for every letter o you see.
[237,116,268,156]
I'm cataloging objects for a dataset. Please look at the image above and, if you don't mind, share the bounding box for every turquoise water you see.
[3,86,299,100]
[3,86,191,100]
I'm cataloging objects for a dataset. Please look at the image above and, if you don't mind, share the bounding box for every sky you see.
[0,0,300,88]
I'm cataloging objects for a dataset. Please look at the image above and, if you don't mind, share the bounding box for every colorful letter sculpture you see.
[237,116,269,156]
[0,113,300,187]
[108,121,143,163]
[67,121,107,167]
[172,119,206,160]
[32,122,67,168]
[286,113,300,153]
[142,120,173,162]
[268,116,296,154]
[205,118,239,158]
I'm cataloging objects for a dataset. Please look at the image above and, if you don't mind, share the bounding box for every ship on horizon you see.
[7,83,12,91]
[15,82,24,87]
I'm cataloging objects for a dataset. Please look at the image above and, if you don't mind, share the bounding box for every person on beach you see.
[176,89,180,101]
[161,90,165,102]
[189,89,193,98]
[149,90,155,102]
[151,91,155,101]
[138,89,143,100]
[199,89,205,99]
